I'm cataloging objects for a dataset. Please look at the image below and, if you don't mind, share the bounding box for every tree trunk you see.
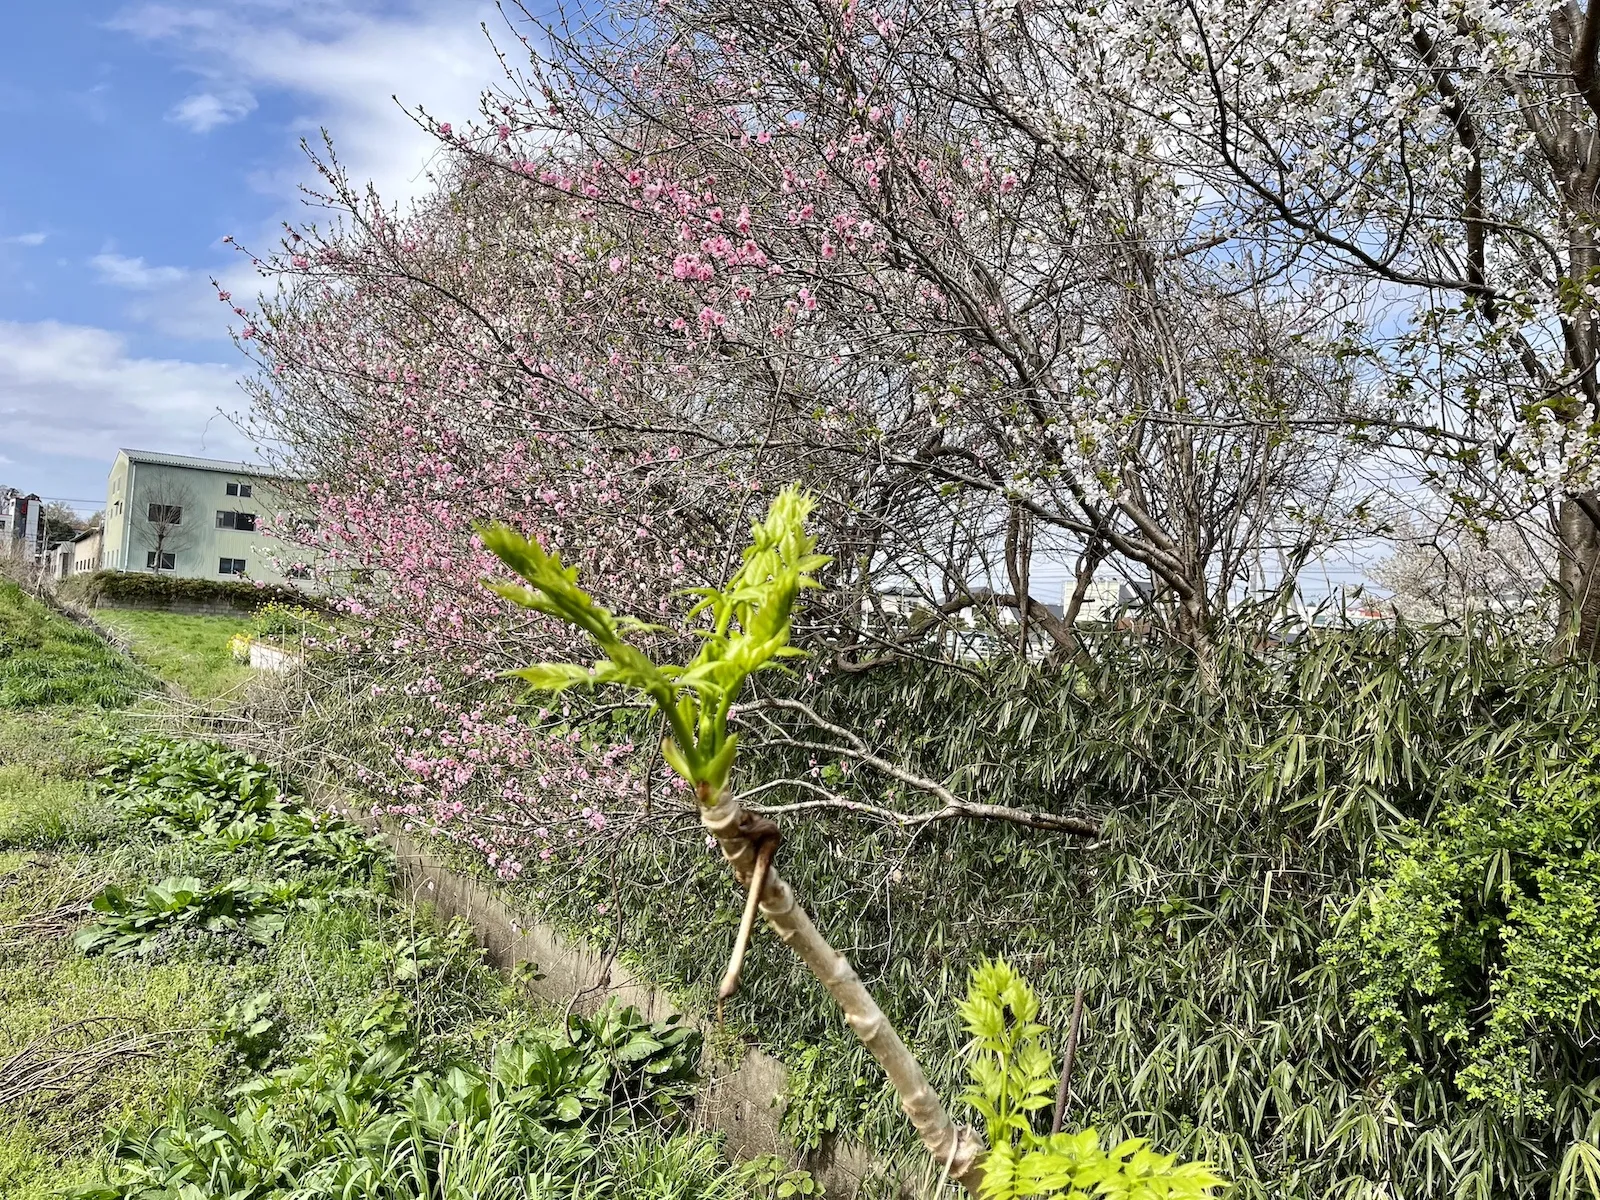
[1560,496,1600,657]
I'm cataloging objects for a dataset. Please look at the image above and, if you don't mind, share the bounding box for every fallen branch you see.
[0,1018,196,1110]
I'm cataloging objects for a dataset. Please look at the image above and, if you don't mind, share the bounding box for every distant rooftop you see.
[119,449,280,476]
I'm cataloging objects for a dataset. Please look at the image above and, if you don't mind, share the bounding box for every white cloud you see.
[5,232,47,246]
[91,253,190,290]
[0,320,250,464]
[114,1,510,204]
[169,88,257,132]
[86,251,261,342]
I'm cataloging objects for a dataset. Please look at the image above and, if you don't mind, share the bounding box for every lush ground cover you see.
[0,582,151,709]
[0,588,772,1200]
[90,608,253,702]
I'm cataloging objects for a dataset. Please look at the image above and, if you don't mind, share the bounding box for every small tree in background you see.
[136,483,196,574]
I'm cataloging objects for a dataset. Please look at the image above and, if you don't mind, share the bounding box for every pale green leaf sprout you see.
[480,484,830,797]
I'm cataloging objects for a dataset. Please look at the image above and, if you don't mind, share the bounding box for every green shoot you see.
[480,484,830,796]
[959,959,1223,1200]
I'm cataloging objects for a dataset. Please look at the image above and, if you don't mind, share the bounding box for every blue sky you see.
[0,0,509,513]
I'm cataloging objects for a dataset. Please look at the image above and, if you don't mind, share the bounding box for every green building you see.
[100,449,297,582]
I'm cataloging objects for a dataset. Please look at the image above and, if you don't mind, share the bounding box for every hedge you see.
[60,570,324,613]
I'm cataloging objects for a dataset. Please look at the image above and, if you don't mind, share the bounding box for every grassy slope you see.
[92,608,252,701]
[0,625,187,1194]
[0,589,758,1200]
[0,742,501,1197]
[0,591,403,1193]
[0,583,150,708]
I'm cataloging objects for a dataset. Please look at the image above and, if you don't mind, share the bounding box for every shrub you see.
[249,600,330,642]
[60,571,322,613]
[1340,751,1600,1120]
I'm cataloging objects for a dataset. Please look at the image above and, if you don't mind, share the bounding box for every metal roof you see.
[119,448,280,476]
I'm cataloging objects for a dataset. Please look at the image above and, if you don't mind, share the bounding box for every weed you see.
[78,992,715,1200]
[565,1002,704,1114]
[101,737,388,876]
[739,1154,821,1200]
[0,765,116,849]
[72,875,313,959]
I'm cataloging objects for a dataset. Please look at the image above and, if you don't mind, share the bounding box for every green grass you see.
[93,608,253,701]
[0,739,499,1196]
[0,582,149,709]
[0,731,765,1200]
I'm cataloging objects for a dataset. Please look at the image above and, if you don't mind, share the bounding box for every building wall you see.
[70,529,103,575]
[104,460,130,570]
[105,454,292,583]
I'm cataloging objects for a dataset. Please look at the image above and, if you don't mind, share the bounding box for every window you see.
[225,482,254,498]
[219,557,247,575]
[216,510,258,531]
[146,551,175,570]
[147,503,182,524]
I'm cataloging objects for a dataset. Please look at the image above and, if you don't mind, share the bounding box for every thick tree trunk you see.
[1560,496,1600,657]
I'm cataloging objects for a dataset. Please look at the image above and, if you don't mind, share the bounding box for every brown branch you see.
[740,786,1101,837]
[698,783,986,1192]
[1574,0,1600,124]
[1050,986,1087,1135]
[733,697,1100,836]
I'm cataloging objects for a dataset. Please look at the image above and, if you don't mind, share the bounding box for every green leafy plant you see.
[60,568,318,613]
[1339,753,1600,1119]
[779,1040,882,1153]
[480,484,829,794]
[77,991,706,1200]
[959,959,1221,1200]
[739,1153,821,1200]
[215,991,283,1070]
[72,875,308,957]
[101,736,386,875]
[565,1000,703,1111]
